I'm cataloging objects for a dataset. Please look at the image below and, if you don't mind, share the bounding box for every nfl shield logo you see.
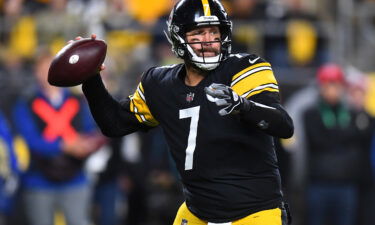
[186,92,195,102]
[181,219,188,225]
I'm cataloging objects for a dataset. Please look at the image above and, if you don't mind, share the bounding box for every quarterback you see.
[82,0,294,224]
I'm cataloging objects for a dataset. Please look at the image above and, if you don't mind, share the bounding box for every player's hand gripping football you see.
[69,34,106,72]
[205,83,249,116]
[48,34,107,87]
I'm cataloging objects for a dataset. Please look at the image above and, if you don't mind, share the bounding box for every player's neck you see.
[185,64,208,86]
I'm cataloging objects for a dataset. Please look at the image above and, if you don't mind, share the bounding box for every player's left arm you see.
[205,58,294,138]
[241,92,294,138]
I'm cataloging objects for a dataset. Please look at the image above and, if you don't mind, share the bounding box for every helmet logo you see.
[195,16,219,23]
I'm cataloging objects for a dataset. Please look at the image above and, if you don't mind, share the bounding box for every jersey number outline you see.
[179,106,200,170]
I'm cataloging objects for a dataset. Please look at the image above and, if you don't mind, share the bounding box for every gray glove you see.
[205,83,249,116]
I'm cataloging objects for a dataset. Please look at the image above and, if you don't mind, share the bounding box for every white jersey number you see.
[179,106,200,170]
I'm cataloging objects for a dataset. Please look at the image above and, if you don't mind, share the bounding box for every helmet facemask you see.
[165,0,232,71]
[177,30,225,71]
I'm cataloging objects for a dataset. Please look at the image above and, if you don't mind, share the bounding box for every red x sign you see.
[32,97,80,143]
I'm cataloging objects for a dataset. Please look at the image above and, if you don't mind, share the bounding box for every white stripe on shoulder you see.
[229,53,245,58]
[241,83,279,97]
[156,64,178,69]
[231,66,272,86]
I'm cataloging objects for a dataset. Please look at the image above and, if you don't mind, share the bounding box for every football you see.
[48,38,107,87]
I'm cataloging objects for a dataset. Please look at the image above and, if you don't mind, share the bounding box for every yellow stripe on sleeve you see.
[231,70,279,98]
[129,83,159,127]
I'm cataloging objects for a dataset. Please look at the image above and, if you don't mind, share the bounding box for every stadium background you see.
[1,0,375,225]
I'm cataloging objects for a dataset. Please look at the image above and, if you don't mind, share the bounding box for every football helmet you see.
[165,0,232,71]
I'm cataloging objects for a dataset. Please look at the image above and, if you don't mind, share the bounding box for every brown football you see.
[48,38,107,87]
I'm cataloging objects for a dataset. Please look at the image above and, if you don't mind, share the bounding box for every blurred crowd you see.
[1,0,375,225]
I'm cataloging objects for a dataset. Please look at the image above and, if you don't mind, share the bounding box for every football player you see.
[82,0,294,224]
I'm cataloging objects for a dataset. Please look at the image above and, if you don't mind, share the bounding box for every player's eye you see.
[193,31,204,35]
[190,38,200,43]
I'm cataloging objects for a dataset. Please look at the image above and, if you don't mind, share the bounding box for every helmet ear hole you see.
[172,25,180,33]
[177,48,185,57]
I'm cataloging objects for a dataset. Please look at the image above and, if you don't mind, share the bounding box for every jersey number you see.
[179,106,200,170]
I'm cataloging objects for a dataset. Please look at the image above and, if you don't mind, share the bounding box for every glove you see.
[205,83,250,116]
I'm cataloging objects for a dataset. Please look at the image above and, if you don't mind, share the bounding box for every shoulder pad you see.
[225,53,278,99]
[141,64,180,84]
[227,53,268,68]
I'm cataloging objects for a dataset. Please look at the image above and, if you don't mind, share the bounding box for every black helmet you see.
[165,0,232,70]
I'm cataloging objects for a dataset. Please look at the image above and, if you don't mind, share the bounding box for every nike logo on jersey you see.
[249,57,260,64]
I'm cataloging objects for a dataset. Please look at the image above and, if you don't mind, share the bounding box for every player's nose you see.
[202,33,214,44]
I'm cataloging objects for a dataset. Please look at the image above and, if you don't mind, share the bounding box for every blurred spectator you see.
[0,111,19,225]
[282,79,319,225]
[229,0,267,55]
[124,0,173,26]
[91,127,183,225]
[34,0,87,50]
[0,49,33,117]
[11,48,103,225]
[303,63,373,225]
[89,137,126,225]
[84,69,125,225]
[345,66,375,225]
[83,0,155,95]
[274,1,329,68]
[230,0,267,21]
[346,66,370,112]
[358,1,375,69]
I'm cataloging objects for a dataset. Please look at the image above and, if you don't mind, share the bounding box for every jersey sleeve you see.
[129,72,159,127]
[82,74,154,137]
[229,54,279,99]
[226,54,293,138]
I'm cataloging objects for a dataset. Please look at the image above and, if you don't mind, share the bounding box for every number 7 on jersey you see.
[179,106,200,170]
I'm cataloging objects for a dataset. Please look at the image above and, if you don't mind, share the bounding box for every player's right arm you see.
[82,73,158,137]
[205,54,294,138]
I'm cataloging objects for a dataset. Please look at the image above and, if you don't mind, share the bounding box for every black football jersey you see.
[127,53,283,221]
